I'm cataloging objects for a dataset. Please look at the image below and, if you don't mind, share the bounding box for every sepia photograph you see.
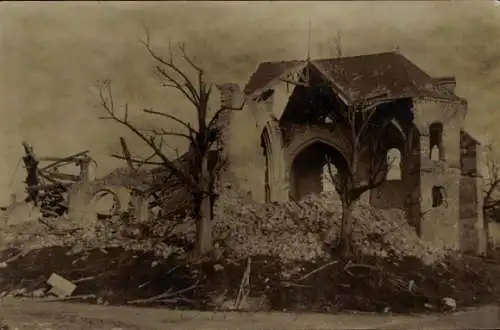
[0,1,499,329]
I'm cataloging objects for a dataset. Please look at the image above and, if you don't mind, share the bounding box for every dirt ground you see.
[1,245,499,315]
[0,298,499,330]
[0,244,499,330]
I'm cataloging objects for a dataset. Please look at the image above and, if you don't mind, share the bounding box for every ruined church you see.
[218,51,486,254]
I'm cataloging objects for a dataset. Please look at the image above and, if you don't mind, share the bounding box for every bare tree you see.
[484,144,500,222]
[97,31,243,255]
[323,95,407,256]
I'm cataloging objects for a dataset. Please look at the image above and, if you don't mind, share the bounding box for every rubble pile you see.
[1,189,448,265]
[0,211,181,259]
[0,190,498,314]
[214,191,448,264]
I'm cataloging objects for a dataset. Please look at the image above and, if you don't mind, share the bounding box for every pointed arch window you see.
[429,122,445,161]
[386,148,402,180]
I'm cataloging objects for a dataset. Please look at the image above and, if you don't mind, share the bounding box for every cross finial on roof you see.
[393,41,401,53]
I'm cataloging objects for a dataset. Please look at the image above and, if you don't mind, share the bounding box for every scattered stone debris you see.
[0,318,10,330]
[442,297,457,311]
[47,273,77,298]
[31,288,47,299]
[0,191,498,314]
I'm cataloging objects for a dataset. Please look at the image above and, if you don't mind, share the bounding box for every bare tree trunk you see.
[340,141,360,257]
[196,191,213,255]
[340,198,356,256]
[195,156,213,255]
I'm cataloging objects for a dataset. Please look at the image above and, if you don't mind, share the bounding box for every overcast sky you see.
[0,1,499,202]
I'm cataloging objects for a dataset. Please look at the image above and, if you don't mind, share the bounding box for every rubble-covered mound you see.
[0,192,498,314]
[0,212,183,259]
[213,192,448,264]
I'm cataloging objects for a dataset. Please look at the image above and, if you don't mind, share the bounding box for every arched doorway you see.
[290,141,348,201]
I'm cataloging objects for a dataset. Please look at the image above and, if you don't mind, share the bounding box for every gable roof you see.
[243,52,460,104]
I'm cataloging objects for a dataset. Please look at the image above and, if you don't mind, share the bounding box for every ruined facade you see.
[219,51,486,254]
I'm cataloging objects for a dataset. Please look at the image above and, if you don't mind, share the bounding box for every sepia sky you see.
[0,1,499,202]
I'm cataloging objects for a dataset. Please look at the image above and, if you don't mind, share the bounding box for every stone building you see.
[219,51,486,254]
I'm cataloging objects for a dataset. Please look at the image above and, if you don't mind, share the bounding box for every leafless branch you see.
[143,108,198,136]
[96,80,195,189]
[127,279,200,304]
[140,28,203,109]
[484,144,500,220]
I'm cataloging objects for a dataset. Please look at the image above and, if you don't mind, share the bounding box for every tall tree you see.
[323,95,406,256]
[97,31,243,255]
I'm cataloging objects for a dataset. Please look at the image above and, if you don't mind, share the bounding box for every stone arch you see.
[289,140,348,201]
[386,148,402,180]
[260,118,287,202]
[286,127,350,166]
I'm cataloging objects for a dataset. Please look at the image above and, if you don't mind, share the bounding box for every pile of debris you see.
[0,175,497,314]
[213,191,448,264]
[0,207,182,261]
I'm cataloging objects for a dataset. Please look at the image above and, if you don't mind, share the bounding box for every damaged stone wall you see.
[219,79,484,255]
[371,181,407,210]
[222,86,278,203]
[411,97,466,251]
[370,146,409,211]
[459,131,486,254]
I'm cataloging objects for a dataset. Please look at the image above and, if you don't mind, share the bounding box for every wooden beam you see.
[278,78,309,87]
[44,172,81,182]
[40,150,90,171]
[111,154,163,165]
[26,182,72,192]
[21,142,40,206]
[119,137,137,174]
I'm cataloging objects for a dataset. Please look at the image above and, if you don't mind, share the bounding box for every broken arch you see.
[289,141,348,201]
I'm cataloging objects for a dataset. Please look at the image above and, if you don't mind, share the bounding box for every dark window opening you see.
[259,89,274,102]
[429,122,444,161]
[432,186,446,208]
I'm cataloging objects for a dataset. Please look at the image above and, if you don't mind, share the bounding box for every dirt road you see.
[0,298,499,330]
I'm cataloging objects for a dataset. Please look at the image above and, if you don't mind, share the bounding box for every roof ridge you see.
[243,51,460,102]
[257,51,400,66]
[311,51,399,63]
